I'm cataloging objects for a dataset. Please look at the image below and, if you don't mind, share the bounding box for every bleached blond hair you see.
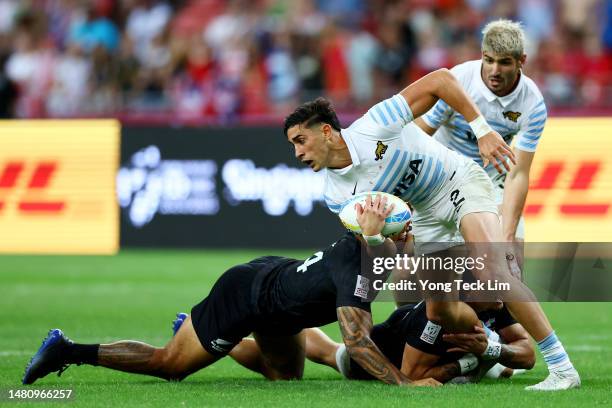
[481,19,526,60]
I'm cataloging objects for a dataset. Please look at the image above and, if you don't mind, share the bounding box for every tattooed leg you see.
[96,316,219,381]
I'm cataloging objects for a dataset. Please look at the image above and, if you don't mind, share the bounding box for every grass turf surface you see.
[1,250,611,407]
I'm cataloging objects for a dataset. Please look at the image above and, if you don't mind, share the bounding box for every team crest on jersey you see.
[375,141,388,161]
[503,111,522,122]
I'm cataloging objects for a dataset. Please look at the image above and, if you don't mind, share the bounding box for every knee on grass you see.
[262,362,304,381]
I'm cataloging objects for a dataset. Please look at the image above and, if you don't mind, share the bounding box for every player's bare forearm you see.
[400,69,481,123]
[336,307,408,385]
[501,178,527,240]
[418,361,462,383]
[444,325,535,370]
[498,340,535,369]
[501,151,533,240]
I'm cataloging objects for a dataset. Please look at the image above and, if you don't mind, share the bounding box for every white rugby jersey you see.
[324,94,471,213]
[422,60,547,180]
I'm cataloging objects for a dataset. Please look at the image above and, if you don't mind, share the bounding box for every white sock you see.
[537,331,575,374]
[485,363,506,379]
[335,345,351,378]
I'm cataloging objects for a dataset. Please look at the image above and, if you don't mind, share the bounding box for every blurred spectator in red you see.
[320,23,350,103]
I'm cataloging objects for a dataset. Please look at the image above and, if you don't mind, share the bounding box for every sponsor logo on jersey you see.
[375,141,388,161]
[354,275,370,299]
[502,111,522,122]
[420,321,442,344]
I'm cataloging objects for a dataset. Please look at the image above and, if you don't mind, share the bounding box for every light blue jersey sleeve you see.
[349,94,414,141]
[515,99,547,152]
[324,194,343,214]
[421,100,454,130]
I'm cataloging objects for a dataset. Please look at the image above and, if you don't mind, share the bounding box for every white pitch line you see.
[566,345,609,352]
[0,351,31,356]
[583,334,611,341]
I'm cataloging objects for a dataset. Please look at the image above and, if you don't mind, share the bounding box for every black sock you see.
[67,343,100,366]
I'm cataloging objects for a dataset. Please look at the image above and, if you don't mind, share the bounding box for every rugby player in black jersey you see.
[305,300,535,383]
[23,195,439,387]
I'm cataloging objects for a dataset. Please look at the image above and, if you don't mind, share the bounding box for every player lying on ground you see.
[305,300,534,384]
[23,196,439,387]
[284,65,579,390]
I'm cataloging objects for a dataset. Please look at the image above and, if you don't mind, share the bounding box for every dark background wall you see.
[119,126,345,248]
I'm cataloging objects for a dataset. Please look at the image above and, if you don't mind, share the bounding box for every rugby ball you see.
[338,191,411,237]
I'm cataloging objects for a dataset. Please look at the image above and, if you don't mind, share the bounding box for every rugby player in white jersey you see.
[413,20,580,391]
[284,67,579,390]
[416,19,543,243]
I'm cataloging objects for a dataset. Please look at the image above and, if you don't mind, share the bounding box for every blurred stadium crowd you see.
[0,0,611,121]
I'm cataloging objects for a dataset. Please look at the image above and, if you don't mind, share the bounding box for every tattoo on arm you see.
[337,307,408,385]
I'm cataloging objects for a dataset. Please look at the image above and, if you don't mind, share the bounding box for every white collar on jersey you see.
[328,129,360,175]
[475,62,524,108]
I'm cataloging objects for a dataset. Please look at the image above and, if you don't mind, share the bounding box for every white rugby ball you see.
[338,191,411,237]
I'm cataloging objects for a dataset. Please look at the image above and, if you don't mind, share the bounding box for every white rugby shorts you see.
[411,160,499,253]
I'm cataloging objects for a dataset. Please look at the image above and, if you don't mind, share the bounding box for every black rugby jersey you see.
[365,302,517,367]
[250,232,379,330]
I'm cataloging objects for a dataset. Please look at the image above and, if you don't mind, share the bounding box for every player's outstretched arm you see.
[443,324,535,370]
[399,69,516,174]
[337,306,440,386]
[501,149,535,241]
[400,343,464,383]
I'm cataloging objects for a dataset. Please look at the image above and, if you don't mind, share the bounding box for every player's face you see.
[481,52,526,96]
[287,124,330,172]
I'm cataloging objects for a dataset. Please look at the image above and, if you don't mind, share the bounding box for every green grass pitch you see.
[1,250,611,407]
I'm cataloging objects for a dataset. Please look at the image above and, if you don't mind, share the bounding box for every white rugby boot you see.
[525,369,581,391]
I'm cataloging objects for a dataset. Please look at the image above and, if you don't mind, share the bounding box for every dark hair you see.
[283,97,341,136]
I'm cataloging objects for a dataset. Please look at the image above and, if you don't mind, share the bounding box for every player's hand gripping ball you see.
[339,192,411,237]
